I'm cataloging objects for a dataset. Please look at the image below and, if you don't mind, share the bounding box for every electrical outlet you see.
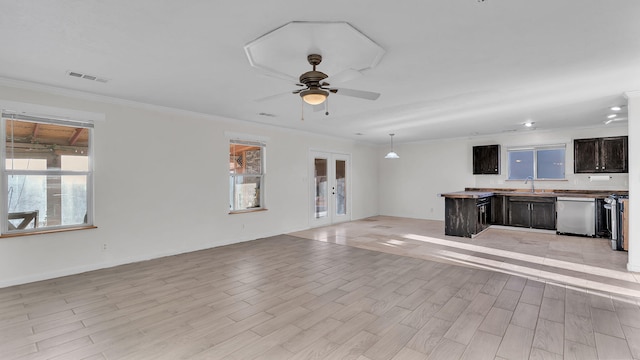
[102,243,107,251]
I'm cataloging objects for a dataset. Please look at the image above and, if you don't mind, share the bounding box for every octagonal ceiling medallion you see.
[244,21,386,83]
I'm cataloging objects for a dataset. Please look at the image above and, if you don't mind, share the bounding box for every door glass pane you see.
[314,158,327,219]
[335,160,346,216]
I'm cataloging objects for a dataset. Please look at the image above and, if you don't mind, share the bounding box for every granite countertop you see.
[440,191,494,199]
[441,188,628,199]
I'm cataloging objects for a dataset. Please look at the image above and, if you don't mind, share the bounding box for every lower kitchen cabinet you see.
[445,197,491,238]
[507,197,556,230]
[491,195,506,225]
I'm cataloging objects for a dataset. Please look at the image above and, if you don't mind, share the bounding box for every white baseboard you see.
[627,262,640,273]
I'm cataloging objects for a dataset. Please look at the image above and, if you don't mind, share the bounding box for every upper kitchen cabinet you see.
[574,136,628,173]
[473,145,500,175]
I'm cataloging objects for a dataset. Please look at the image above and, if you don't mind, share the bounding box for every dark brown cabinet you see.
[507,196,556,230]
[574,136,628,173]
[490,195,506,225]
[473,145,500,175]
[445,196,491,238]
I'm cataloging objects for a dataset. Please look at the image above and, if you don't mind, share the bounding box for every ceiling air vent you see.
[67,71,109,83]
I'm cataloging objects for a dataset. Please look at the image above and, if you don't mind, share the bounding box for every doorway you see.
[310,151,351,227]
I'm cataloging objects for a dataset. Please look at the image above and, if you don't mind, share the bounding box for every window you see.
[1,112,94,234]
[229,140,265,212]
[507,145,565,180]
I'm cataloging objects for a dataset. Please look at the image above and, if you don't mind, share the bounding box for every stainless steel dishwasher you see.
[556,197,595,236]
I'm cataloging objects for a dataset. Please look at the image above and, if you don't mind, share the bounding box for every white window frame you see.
[229,139,266,213]
[507,144,566,180]
[1,112,94,235]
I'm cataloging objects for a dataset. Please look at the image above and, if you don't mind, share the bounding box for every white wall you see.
[0,84,379,287]
[625,91,639,272]
[472,127,629,191]
[379,126,629,221]
[378,138,474,220]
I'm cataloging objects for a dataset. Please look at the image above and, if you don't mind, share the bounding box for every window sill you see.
[505,179,568,182]
[1,225,97,238]
[229,208,268,215]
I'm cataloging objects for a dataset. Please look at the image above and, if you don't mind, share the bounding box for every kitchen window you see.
[507,144,565,180]
[1,112,94,235]
[229,140,265,212]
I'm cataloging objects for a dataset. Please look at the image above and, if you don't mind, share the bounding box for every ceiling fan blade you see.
[324,69,363,84]
[257,71,299,84]
[332,88,380,100]
[255,90,298,102]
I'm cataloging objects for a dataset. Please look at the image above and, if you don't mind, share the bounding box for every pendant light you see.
[384,133,399,159]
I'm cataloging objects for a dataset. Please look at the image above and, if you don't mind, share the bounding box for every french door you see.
[310,151,351,227]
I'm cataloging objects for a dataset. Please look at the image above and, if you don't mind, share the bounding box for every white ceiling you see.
[1,0,638,144]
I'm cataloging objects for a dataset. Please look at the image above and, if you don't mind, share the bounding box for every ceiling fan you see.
[257,54,380,113]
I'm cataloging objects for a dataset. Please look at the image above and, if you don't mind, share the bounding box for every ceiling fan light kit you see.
[300,88,328,105]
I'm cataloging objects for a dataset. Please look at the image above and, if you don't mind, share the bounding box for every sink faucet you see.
[524,176,535,193]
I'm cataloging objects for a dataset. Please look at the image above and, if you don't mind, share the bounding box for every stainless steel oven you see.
[604,194,628,250]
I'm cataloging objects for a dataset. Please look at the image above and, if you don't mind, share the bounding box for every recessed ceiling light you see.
[607,114,617,119]
[524,121,535,127]
[610,106,622,111]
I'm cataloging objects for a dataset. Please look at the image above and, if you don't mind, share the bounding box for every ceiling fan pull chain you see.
[325,98,329,116]
[301,98,304,121]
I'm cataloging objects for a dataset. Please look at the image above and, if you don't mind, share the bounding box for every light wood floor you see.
[1,216,639,359]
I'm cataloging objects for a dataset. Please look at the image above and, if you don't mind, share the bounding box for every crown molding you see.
[0,76,369,145]
[624,90,640,99]
[0,76,226,121]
